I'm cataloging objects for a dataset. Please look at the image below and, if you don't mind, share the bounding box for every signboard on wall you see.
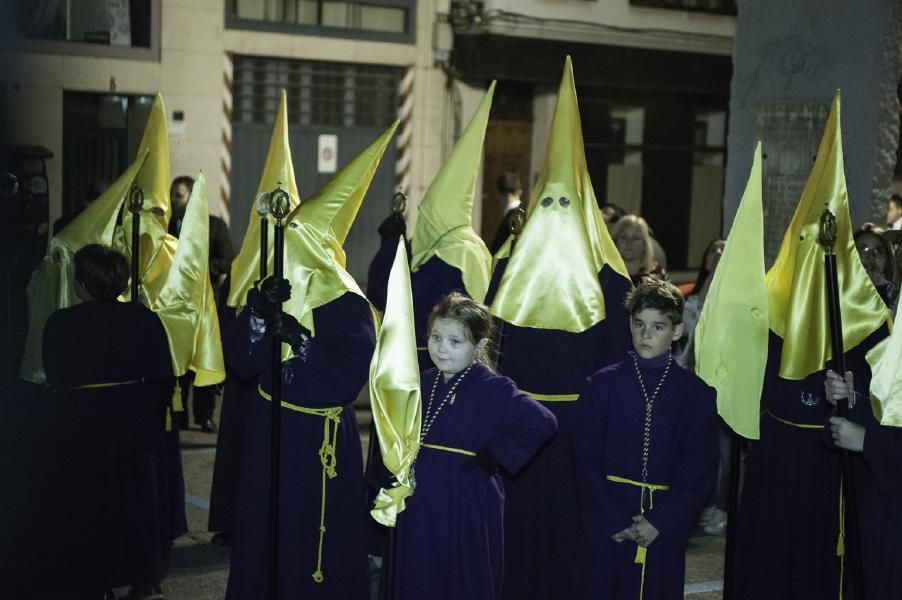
[318,134,338,174]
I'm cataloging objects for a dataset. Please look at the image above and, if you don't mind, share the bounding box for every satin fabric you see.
[409,83,494,302]
[490,57,629,333]
[154,173,225,386]
[228,90,302,309]
[369,239,421,526]
[19,149,150,383]
[866,297,902,425]
[280,122,396,335]
[694,143,769,440]
[765,91,889,380]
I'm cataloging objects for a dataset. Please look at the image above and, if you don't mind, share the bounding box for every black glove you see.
[467,448,499,475]
[267,310,310,354]
[251,276,291,320]
[378,213,407,240]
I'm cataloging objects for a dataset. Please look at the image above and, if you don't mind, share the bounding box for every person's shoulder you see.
[672,363,716,403]
[587,359,627,384]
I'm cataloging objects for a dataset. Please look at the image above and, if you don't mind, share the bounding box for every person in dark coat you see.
[574,278,717,599]
[489,172,523,255]
[393,293,557,600]
[42,244,173,599]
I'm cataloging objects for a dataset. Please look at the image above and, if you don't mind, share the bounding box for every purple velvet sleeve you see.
[486,379,558,475]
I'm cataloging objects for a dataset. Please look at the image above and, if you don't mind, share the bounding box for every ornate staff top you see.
[255,190,271,217]
[391,189,407,215]
[128,185,145,215]
[509,205,526,239]
[268,185,291,222]
[817,206,838,254]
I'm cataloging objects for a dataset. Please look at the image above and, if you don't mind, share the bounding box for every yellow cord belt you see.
[258,385,343,584]
[764,408,824,429]
[521,389,580,402]
[606,474,671,600]
[420,442,476,457]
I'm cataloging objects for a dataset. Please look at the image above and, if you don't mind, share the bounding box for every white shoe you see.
[697,505,717,525]
[703,509,727,535]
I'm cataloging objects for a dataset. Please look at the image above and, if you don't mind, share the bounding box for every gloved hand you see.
[378,212,407,240]
[267,310,310,353]
[251,277,291,320]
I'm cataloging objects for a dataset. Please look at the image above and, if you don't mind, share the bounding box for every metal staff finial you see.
[391,189,407,215]
[509,205,526,239]
[817,206,838,253]
[269,185,291,223]
[127,185,144,303]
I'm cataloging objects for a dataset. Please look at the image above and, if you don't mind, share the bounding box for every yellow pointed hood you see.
[410,83,495,301]
[695,143,769,439]
[115,93,175,300]
[228,90,302,308]
[866,297,901,426]
[490,57,629,332]
[154,173,225,386]
[765,91,889,380]
[320,120,399,266]
[280,125,396,334]
[369,238,422,526]
[19,150,149,383]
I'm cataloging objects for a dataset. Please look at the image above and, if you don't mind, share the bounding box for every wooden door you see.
[480,119,532,244]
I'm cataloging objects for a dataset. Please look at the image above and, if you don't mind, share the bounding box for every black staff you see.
[817,207,865,600]
[722,430,743,599]
[491,205,526,365]
[256,192,270,280]
[128,186,144,303]
[266,186,291,600]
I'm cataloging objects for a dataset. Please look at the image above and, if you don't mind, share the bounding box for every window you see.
[630,0,737,16]
[12,0,159,60]
[233,56,400,128]
[227,0,415,43]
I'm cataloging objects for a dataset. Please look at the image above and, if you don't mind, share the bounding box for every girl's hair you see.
[611,214,657,274]
[690,238,725,296]
[427,291,496,369]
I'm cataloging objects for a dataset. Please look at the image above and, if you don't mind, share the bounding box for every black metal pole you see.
[722,431,742,600]
[128,187,144,303]
[819,209,865,600]
[267,188,290,600]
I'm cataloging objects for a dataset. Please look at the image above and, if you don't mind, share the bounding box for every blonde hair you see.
[611,214,657,275]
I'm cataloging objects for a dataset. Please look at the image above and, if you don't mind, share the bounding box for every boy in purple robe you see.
[574,278,718,599]
[393,292,557,600]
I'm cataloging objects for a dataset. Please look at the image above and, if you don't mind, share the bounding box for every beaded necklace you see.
[630,352,672,498]
[420,362,475,443]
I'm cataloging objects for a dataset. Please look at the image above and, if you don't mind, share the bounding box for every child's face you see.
[428,317,477,377]
[630,308,684,360]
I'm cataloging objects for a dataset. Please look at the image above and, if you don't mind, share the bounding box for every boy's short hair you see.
[74,244,129,301]
[624,276,684,325]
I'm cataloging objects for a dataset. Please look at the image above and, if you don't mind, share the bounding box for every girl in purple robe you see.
[393,292,558,600]
[574,278,718,600]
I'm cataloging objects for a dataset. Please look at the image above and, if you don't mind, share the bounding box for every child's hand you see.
[631,515,659,547]
[824,370,854,406]
[829,416,866,452]
[612,525,637,543]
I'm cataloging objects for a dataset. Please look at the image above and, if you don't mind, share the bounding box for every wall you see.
[723,0,902,261]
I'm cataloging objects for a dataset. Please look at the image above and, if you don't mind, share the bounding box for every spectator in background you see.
[611,214,665,284]
[854,225,898,313]
[169,175,235,433]
[600,202,626,226]
[887,193,902,230]
[489,172,523,254]
[677,237,729,536]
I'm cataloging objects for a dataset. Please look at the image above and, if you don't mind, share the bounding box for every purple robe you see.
[734,329,885,600]
[367,237,468,371]
[857,415,902,599]
[394,364,558,600]
[574,351,717,599]
[484,260,633,600]
[224,291,373,600]
[40,300,174,593]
